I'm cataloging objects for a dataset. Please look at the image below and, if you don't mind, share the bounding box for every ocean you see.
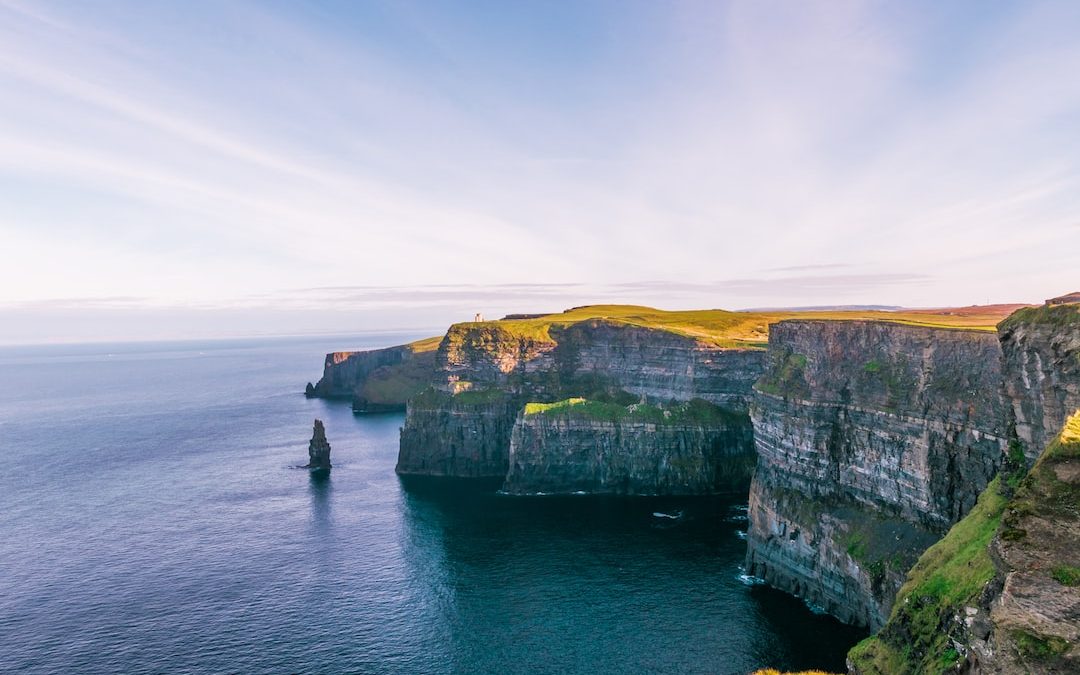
[0,334,865,674]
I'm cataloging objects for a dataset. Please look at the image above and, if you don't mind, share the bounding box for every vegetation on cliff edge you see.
[847,476,1007,673]
[449,304,1011,353]
[523,397,738,425]
[998,302,1080,332]
[849,411,1080,674]
[357,344,439,405]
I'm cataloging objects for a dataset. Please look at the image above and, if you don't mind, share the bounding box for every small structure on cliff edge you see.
[306,419,332,470]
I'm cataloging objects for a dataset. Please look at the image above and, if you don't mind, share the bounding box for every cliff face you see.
[551,321,765,411]
[849,415,1080,675]
[849,301,1080,674]
[999,303,1080,463]
[434,319,764,408]
[396,319,765,487]
[502,399,755,495]
[309,339,438,411]
[745,320,1006,629]
[395,389,522,478]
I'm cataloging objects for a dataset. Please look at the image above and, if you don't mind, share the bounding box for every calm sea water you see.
[0,334,865,674]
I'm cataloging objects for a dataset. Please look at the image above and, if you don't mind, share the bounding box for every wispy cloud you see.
[0,0,1078,342]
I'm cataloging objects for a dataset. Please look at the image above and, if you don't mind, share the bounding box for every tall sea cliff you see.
[850,300,1080,674]
[397,317,765,494]
[744,320,1006,628]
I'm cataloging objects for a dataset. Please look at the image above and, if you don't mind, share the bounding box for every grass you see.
[1051,565,1080,587]
[847,476,1008,674]
[445,304,1012,352]
[523,397,737,425]
[998,303,1080,332]
[755,350,809,397]
[751,670,841,675]
[451,388,509,404]
[409,386,515,408]
[405,335,444,353]
[851,410,1080,674]
[1012,630,1070,660]
[358,348,438,404]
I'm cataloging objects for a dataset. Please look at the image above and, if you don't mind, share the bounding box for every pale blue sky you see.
[1,1,1078,343]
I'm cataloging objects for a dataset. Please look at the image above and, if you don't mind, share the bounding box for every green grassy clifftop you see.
[448,304,1012,353]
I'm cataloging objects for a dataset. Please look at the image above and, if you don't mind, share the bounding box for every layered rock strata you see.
[502,399,756,495]
[849,300,1080,674]
[396,319,765,490]
[999,300,1080,463]
[395,389,522,478]
[745,320,1006,629]
[435,319,764,409]
[849,413,1080,674]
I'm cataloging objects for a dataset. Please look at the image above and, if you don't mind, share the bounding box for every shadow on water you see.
[308,469,332,530]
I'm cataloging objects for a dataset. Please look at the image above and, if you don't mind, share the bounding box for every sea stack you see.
[307,419,332,470]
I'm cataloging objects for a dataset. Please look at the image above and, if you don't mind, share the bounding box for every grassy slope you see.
[456,304,1014,351]
[848,411,1080,674]
[999,301,1080,331]
[522,397,738,425]
[353,336,443,405]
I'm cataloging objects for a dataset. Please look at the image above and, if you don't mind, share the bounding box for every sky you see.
[1,0,1079,344]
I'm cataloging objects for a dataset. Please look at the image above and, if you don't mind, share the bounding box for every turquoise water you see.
[0,335,864,674]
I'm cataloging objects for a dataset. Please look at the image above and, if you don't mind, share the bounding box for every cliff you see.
[397,312,767,486]
[745,320,1006,629]
[999,302,1080,463]
[434,318,765,408]
[849,301,1080,674]
[308,336,440,411]
[395,388,522,479]
[502,398,755,495]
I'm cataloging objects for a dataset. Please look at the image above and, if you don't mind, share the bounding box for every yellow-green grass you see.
[848,476,1008,674]
[999,302,1080,332]
[850,410,1080,674]
[350,336,442,405]
[523,397,738,425]
[452,304,1016,351]
[404,335,443,353]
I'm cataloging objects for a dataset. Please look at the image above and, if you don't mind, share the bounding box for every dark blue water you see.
[0,335,864,674]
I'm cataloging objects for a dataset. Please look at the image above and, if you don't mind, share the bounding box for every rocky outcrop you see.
[397,318,765,482]
[306,419,332,470]
[999,301,1080,463]
[745,320,1007,629]
[502,399,755,495]
[848,300,1080,674]
[308,339,438,412]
